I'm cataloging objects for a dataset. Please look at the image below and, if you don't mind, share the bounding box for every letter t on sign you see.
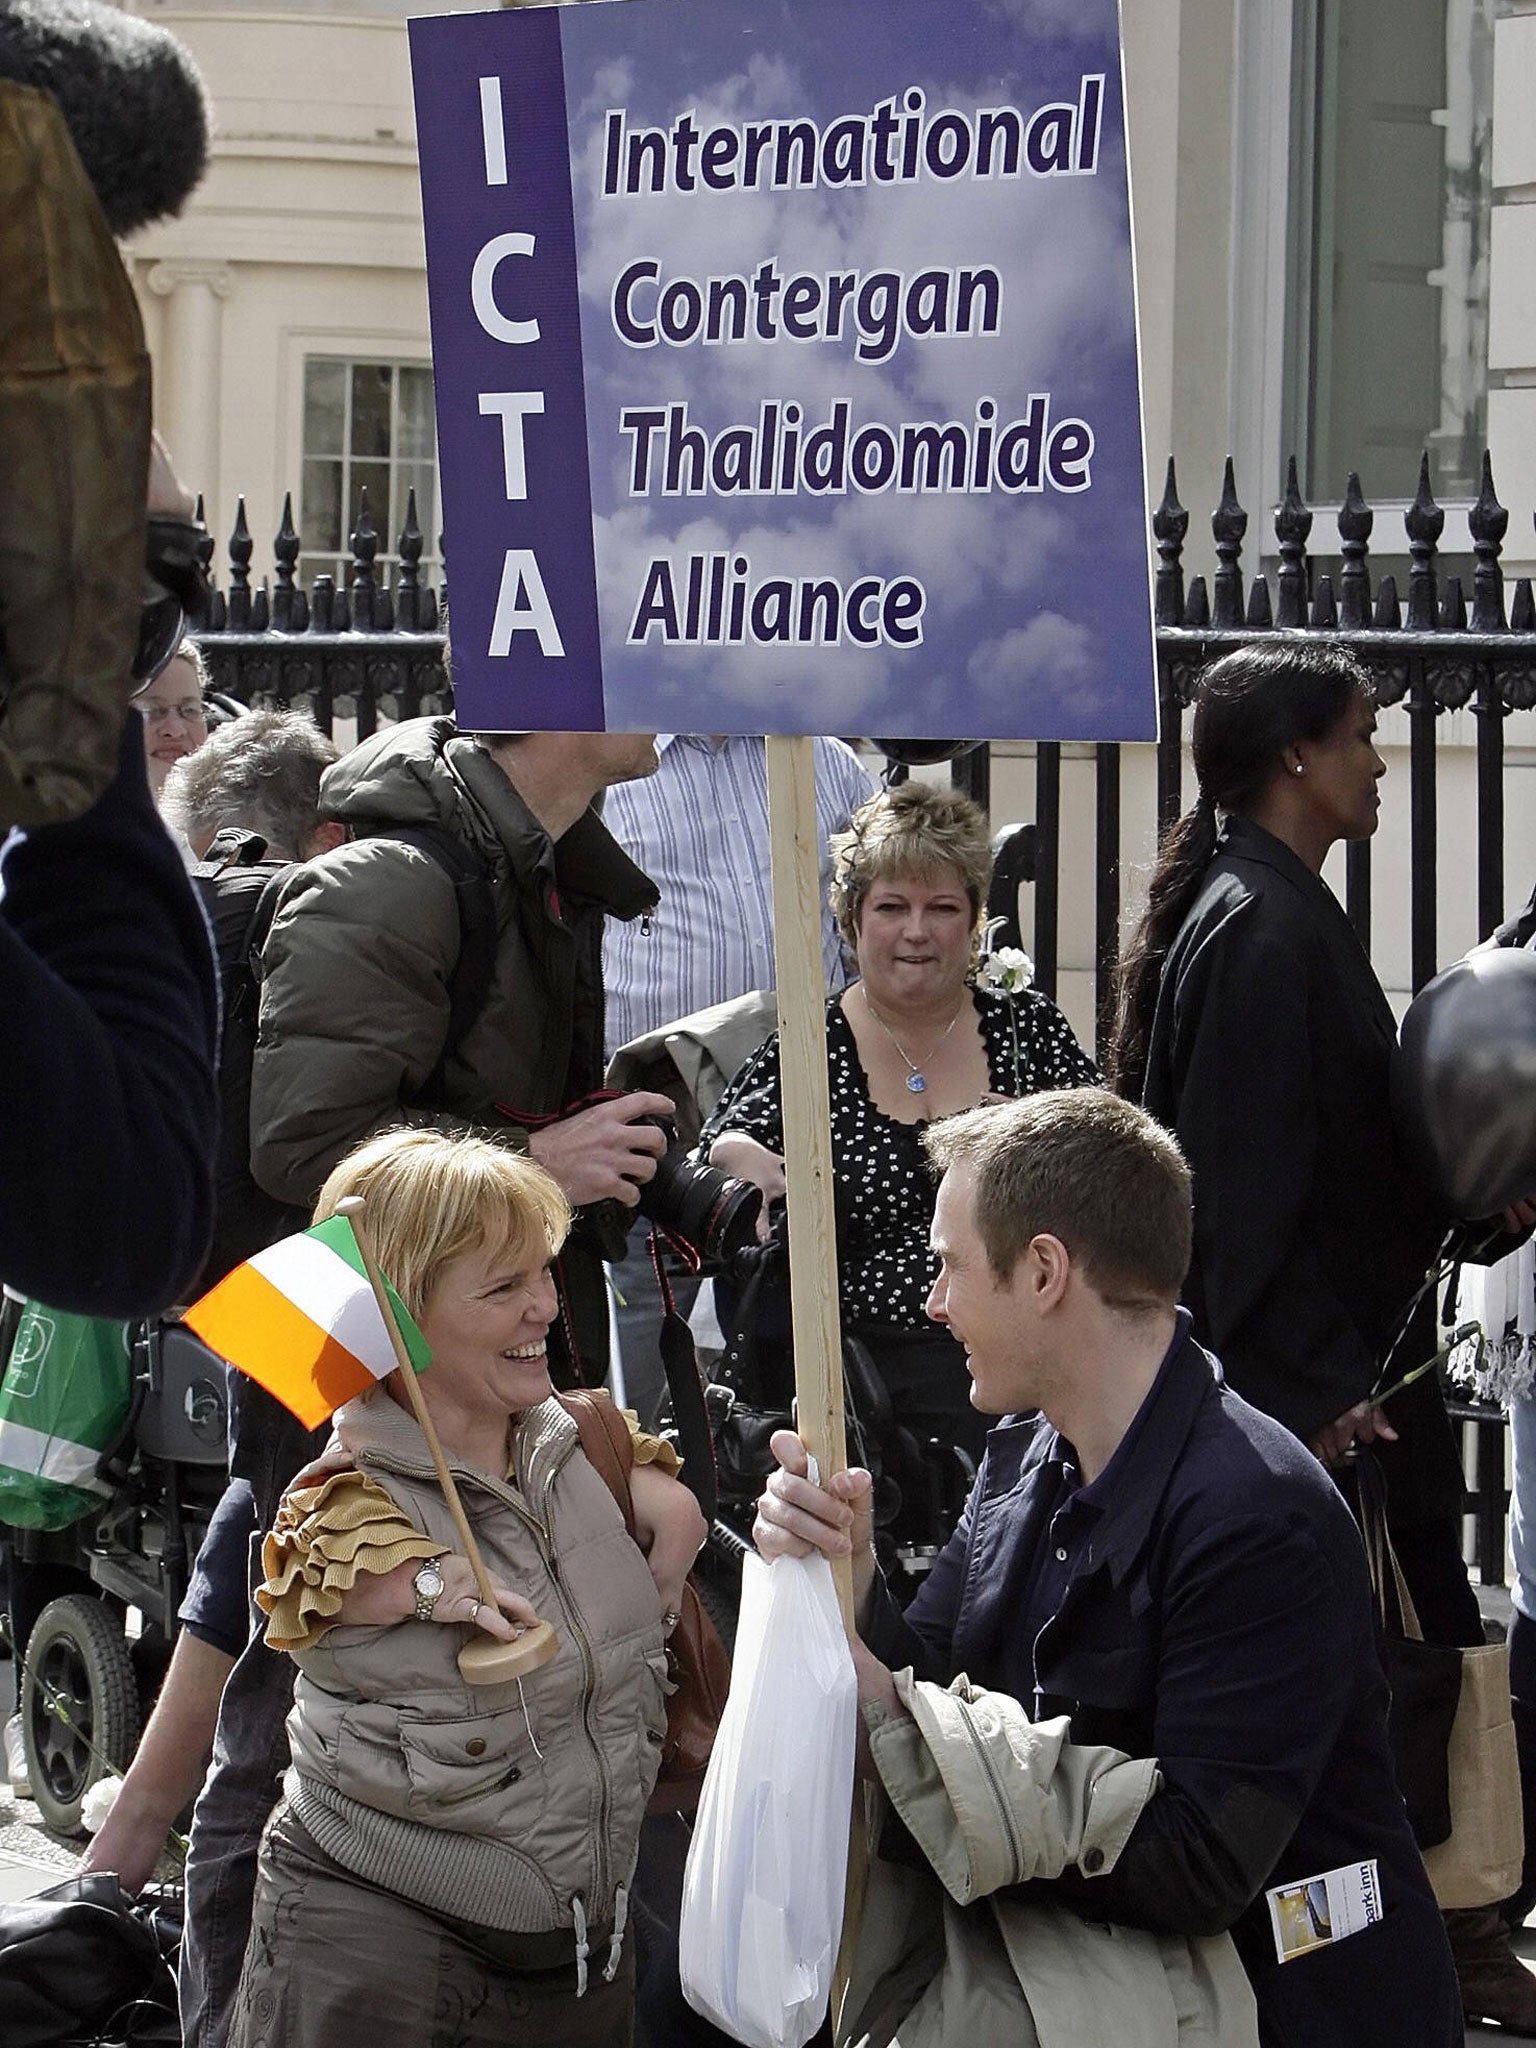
[480,77,507,185]
[480,393,546,499]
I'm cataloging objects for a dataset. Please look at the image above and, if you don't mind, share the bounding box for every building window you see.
[300,359,439,589]
[1284,0,1494,506]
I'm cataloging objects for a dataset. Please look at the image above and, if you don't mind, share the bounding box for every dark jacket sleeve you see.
[1043,1509,1360,1937]
[0,716,218,1314]
[1492,880,1536,952]
[1157,895,1377,1439]
[861,1486,972,1683]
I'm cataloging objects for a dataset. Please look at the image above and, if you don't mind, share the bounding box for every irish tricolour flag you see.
[184,1215,430,1429]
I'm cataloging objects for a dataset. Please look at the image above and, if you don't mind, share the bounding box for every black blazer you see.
[865,1320,1459,2048]
[1141,817,1462,1525]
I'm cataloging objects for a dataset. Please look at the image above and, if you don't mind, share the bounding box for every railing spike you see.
[1211,456,1247,629]
[1338,471,1374,631]
[397,487,424,631]
[1274,454,1313,627]
[227,496,253,631]
[1405,451,1443,632]
[1470,449,1508,633]
[273,492,300,631]
[349,487,379,632]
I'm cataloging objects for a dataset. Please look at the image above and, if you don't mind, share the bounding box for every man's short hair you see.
[924,1088,1192,1309]
[161,707,339,860]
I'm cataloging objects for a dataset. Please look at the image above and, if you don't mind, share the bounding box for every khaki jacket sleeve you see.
[867,1670,1161,1906]
[249,839,470,1208]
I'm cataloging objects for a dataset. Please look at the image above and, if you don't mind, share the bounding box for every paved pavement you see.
[0,1578,1530,2041]
[0,1771,1532,2044]
[0,1773,181,1900]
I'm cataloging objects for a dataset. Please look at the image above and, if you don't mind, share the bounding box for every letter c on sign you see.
[472,233,540,345]
[847,578,882,646]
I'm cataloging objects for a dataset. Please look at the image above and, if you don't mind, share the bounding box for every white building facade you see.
[121,0,1536,1031]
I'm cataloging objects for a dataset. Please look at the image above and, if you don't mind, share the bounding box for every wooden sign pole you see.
[766,734,853,1629]
[766,736,868,2026]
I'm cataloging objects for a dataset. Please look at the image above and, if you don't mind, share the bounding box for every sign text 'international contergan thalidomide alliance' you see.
[409,0,1155,742]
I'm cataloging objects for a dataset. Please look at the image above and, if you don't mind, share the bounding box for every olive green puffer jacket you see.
[249,717,654,1375]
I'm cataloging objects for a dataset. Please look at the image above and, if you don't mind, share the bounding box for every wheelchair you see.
[1,1314,229,1833]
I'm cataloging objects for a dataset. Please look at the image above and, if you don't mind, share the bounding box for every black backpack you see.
[189,821,498,1294]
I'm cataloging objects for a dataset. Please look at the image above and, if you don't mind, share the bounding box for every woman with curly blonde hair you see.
[701,782,1094,1496]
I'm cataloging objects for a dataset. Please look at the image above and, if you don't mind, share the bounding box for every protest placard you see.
[410,0,1154,742]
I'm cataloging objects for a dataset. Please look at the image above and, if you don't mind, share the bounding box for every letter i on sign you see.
[481,77,508,186]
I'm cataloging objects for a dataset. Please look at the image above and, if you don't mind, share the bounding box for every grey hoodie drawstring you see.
[603,1884,629,1983]
[572,1894,590,1999]
[516,1678,544,1759]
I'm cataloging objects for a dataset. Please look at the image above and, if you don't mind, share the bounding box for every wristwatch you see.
[411,1558,447,1622]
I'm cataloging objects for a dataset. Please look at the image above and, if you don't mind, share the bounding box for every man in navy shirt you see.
[757,1087,1459,2047]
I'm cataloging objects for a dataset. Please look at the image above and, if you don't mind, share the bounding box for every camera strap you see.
[494,1086,626,1130]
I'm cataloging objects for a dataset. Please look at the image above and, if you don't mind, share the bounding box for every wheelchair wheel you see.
[21,1592,141,1834]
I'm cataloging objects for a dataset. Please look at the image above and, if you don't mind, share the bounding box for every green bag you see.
[0,1304,133,1529]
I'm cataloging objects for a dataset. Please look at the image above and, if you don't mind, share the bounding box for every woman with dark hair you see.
[1110,641,1536,2031]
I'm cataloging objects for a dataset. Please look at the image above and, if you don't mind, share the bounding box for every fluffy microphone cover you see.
[0,0,210,233]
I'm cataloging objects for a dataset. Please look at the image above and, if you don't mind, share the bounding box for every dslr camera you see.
[584,1114,763,1267]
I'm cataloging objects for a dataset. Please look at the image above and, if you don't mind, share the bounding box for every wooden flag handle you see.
[766,740,870,2020]
[334,1195,558,1685]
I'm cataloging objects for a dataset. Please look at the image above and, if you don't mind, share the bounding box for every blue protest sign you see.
[410,0,1154,740]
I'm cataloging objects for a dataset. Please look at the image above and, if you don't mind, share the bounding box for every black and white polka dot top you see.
[699,986,1097,1329]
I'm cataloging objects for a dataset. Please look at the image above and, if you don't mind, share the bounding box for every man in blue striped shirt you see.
[602,732,875,1059]
[601,733,876,1421]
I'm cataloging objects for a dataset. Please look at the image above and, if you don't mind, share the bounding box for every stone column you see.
[1489,11,1536,576]
[146,261,234,513]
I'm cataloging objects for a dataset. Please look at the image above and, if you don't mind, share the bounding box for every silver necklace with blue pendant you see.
[861,985,967,1093]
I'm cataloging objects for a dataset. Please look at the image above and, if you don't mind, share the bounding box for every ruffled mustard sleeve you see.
[623,1410,680,1476]
[257,1470,442,1654]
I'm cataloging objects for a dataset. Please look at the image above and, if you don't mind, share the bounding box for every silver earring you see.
[1293,764,1304,776]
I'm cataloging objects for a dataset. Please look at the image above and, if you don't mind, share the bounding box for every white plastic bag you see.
[679,1547,859,2048]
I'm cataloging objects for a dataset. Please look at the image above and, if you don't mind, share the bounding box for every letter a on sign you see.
[489,550,566,657]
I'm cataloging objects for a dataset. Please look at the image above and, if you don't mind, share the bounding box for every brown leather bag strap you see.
[556,1388,637,1536]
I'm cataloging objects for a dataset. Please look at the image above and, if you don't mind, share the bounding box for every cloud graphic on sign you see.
[981,0,1109,37]
[594,476,1084,737]
[966,613,1107,723]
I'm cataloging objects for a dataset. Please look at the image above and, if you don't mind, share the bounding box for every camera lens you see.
[638,1143,763,1264]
